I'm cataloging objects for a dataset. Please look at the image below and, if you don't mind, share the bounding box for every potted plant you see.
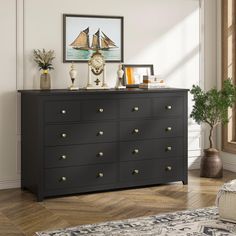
[33,49,55,90]
[190,79,236,178]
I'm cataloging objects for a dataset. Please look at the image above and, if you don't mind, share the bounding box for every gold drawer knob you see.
[133,128,139,134]
[133,107,139,112]
[97,152,104,157]
[97,172,104,178]
[60,155,67,160]
[97,131,104,136]
[98,108,104,113]
[61,133,67,138]
[133,149,139,154]
[166,105,172,110]
[133,169,139,175]
[60,176,67,182]
[166,127,172,132]
[166,166,172,171]
[166,146,172,151]
[61,110,66,114]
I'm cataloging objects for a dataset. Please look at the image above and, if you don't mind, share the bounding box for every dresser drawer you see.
[45,143,118,168]
[153,96,183,117]
[119,158,183,183]
[45,101,80,123]
[81,100,117,121]
[120,160,158,182]
[158,158,183,181]
[120,119,183,141]
[45,122,117,146]
[120,98,151,119]
[120,138,183,161]
[45,163,117,190]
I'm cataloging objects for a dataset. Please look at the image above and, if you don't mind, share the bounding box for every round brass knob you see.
[61,133,67,138]
[61,155,67,160]
[97,152,104,157]
[166,127,172,132]
[98,131,104,136]
[133,169,139,175]
[166,146,172,151]
[133,107,139,112]
[133,128,139,134]
[60,176,67,181]
[98,108,104,113]
[133,149,139,154]
[61,110,66,114]
[98,172,104,178]
[166,105,172,110]
[166,166,172,171]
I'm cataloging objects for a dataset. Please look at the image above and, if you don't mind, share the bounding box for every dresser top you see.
[18,88,188,95]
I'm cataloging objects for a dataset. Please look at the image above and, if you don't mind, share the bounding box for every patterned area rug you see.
[36,207,236,236]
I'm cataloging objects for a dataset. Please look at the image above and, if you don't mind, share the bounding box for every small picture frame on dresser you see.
[122,64,154,88]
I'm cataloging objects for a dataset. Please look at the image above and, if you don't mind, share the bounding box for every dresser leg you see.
[37,195,44,202]
[182,180,188,185]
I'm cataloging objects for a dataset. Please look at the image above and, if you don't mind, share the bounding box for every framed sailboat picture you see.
[63,14,124,62]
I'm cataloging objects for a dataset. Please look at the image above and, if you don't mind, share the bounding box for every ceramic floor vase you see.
[200,149,223,178]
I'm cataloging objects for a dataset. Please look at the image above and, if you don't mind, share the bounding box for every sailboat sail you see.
[91,29,101,49]
[70,27,118,51]
[101,37,109,49]
[70,27,90,50]
[101,31,118,48]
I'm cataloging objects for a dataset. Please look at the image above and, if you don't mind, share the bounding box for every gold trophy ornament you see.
[68,62,79,90]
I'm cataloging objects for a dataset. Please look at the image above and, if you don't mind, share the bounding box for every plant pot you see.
[40,71,51,90]
[200,149,223,178]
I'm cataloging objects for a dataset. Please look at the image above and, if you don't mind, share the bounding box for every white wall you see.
[0,0,216,189]
[0,0,20,189]
[22,0,200,90]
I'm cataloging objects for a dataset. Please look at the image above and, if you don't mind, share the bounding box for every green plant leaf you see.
[190,79,236,148]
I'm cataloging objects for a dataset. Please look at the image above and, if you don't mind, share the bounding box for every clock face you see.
[90,53,104,69]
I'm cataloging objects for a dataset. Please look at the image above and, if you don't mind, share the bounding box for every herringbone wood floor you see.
[0,170,236,236]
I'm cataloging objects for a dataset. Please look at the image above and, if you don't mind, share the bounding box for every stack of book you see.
[139,75,166,89]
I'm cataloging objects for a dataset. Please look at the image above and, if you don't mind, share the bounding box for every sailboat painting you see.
[63,14,124,62]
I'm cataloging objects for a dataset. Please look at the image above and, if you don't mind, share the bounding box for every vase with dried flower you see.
[33,49,55,90]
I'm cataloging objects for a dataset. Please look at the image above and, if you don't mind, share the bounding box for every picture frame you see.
[122,64,154,88]
[63,14,124,63]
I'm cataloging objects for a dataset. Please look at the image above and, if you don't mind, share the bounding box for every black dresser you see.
[19,88,188,201]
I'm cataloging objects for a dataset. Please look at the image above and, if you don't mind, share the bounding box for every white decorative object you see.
[68,62,78,90]
[139,74,166,89]
[116,64,125,89]
[139,83,167,89]
[216,179,236,223]
[86,50,110,89]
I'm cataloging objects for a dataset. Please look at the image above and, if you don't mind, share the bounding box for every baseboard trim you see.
[188,156,201,170]
[223,162,236,173]
[0,179,20,190]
